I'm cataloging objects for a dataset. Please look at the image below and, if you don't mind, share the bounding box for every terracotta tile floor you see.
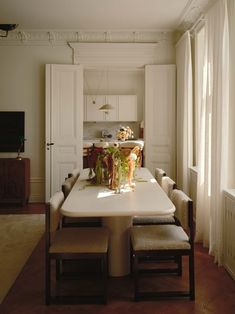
[0,203,235,314]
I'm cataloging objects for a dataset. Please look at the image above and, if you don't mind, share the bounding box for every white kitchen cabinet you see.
[105,95,118,121]
[84,95,118,121]
[84,94,137,122]
[84,95,105,121]
[118,95,137,121]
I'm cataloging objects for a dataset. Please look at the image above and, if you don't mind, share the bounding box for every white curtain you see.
[195,0,229,264]
[227,0,235,188]
[176,31,193,194]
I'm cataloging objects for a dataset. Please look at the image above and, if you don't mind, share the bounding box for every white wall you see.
[0,32,175,202]
[0,45,72,202]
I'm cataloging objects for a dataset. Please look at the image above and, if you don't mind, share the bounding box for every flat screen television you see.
[0,111,25,152]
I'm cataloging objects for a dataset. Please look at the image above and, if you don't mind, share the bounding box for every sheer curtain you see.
[175,31,193,194]
[227,0,235,188]
[195,0,229,264]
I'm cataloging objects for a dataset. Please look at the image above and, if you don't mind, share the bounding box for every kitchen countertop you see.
[83,138,144,149]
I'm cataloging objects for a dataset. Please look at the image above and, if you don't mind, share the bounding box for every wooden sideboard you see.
[0,158,30,205]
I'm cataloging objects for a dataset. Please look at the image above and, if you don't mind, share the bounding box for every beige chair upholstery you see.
[155,168,166,186]
[161,176,176,197]
[45,191,109,305]
[130,189,195,301]
[170,189,189,230]
[49,228,109,254]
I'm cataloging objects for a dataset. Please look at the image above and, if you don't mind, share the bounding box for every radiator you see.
[223,190,235,280]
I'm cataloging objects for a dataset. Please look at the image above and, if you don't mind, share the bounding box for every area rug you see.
[0,214,45,303]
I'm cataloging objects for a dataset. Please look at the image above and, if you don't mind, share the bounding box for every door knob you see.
[46,142,54,150]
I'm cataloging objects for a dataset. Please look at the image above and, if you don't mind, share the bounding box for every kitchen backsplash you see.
[83,122,141,140]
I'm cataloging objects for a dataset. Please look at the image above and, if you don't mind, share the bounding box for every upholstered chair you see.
[161,176,176,197]
[130,189,195,301]
[45,191,109,305]
[154,168,166,186]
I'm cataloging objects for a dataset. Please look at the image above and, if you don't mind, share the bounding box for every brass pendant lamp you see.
[99,68,114,114]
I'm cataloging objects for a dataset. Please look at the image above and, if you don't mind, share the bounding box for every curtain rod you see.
[190,14,205,33]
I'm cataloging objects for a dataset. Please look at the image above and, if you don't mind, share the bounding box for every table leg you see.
[102,216,132,277]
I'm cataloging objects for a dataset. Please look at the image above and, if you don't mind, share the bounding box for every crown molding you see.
[0,29,174,46]
[177,0,214,31]
[68,42,162,67]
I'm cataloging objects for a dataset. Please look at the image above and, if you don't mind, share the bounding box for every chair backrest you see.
[170,189,193,239]
[61,176,76,199]
[68,168,80,181]
[46,191,64,234]
[161,176,176,197]
[155,168,166,186]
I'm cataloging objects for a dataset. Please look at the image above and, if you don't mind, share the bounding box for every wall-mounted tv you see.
[0,111,25,152]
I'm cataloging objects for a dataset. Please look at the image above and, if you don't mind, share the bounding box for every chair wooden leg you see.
[45,255,51,305]
[133,253,139,301]
[56,259,60,280]
[102,255,108,304]
[130,244,133,276]
[177,255,182,276]
[189,254,195,300]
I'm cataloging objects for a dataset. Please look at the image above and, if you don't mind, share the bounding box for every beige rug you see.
[0,214,45,303]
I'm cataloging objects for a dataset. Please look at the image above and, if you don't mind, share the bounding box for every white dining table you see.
[60,167,175,277]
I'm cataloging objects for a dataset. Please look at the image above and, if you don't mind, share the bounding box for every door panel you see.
[144,65,176,179]
[45,64,83,201]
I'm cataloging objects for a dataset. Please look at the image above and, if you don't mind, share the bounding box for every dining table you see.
[60,167,176,277]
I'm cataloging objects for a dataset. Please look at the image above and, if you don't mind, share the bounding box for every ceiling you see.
[0,0,213,31]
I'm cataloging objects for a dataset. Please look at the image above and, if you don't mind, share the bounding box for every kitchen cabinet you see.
[118,95,137,121]
[104,96,119,121]
[84,95,137,122]
[0,158,30,205]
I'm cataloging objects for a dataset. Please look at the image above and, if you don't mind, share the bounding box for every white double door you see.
[45,64,176,201]
[45,64,83,201]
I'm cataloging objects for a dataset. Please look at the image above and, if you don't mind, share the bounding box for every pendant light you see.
[99,68,114,113]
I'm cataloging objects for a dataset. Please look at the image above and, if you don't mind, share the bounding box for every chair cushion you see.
[133,215,175,225]
[50,227,109,254]
[130,225,190,251]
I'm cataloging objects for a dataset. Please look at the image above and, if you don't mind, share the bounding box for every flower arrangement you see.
[116,126,134,141]
[88,145,141,191]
